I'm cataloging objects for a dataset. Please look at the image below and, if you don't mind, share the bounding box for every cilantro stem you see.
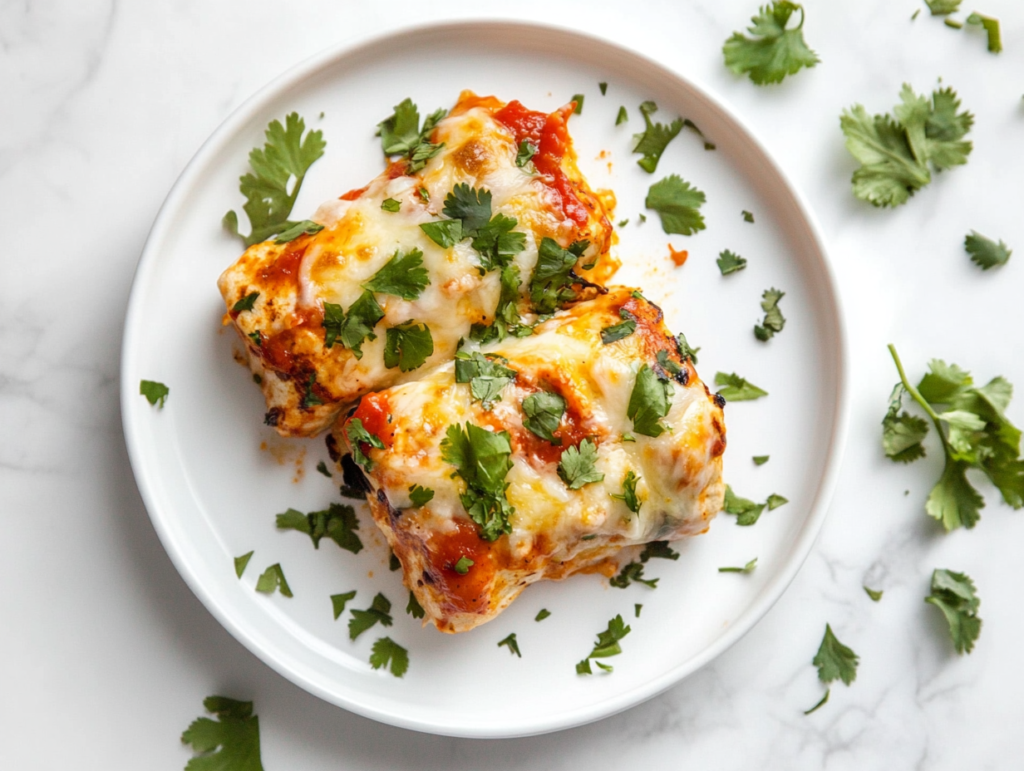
[887,343,949,451]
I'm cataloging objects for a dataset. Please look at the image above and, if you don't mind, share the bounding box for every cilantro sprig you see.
[377,98,447,173]
[610,470,642,514]
[840,84,973,208]
[754,288,786,341]
[645,175,706,236]
[275,503,362,554]
[441,422,516,541]
[576,615,631,674]
[925,568,982,654]
[421,184,526,272]
[723,2,819,85]
[813,624,859,686]
[886,344,1024,531]
[182,696,264,771]
[224,113,326,246]
[632,101,682,173]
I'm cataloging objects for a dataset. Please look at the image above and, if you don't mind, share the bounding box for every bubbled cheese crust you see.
[218,91,616,437]
[334,288,727,633]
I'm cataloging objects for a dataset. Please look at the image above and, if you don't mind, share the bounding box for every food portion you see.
[331,288,727,633]
[219,91,617,437]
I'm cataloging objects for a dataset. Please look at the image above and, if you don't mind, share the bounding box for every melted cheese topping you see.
[338,288,726,632]
[218,91,616,437]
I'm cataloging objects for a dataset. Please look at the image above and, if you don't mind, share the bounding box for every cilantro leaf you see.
[718,557,758,574]
[571,94,584,115]
[316,460,332,478]
[345,417,385,473]
[234,551,254,578]
[610,561,658,589]
[766,493,788,510]
[322,291,384,356]
[753,455,769,466]
[610,470,642,514]
[883,383,929,462]
[441,423,515,541]
[864,586,883,602]
[472,213,526,271]
[363,249,430,299]
[140,379,169,408]
[406,590,425,619]
[276,503,362,554]
[966,13,1002,53]
[754,288,786,341]
[723,485,767,526]
[714,371,768,401]
[841,85,973,207]
[443,184,493,235]
[601,309,638,344]
[522,391,566,443]
[627,364,674,437]
[498,632,522,657]
[455,352,516,409]
[255,564,292,597]
[381,198,401,213]
[516,140,537,168]
[377,99,447,173]
[274,220,323,243]
[582,614,632,667]
[331,590,356,620]
[925,568,982,654]
[233,292,260,312]
[349,592,393,640]
[409,485,434,507]
[965,231,1011,270]
[717,250,747,275]
[369,636,409,677]
[181,696,264,771]
[419,219,463,249]
[616,106,628,125]
[926,0,961,14]
[632,101,683,173]
[558,438,605,489]
[599,82,608,95]
[640,541,679,561]
[722,1,819,85]
[742,210,755,223]
[529,237,586,314]
[645,175,706,235]
[383,320,434,372]
[471,263,531,343]
[535,609,551,622]
[926,458,984,531]
[224,112,326,246]
[676,332,700,364]
[813,624,859,685]
[454,556,474,574]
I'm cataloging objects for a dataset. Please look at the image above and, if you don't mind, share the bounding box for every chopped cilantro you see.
[233,292,260,312]
[715,372,768,401]
[558,438,605,490]
[274,220,323,243]
[418,185,430,202]
[966,12,1002,53]
[617,218,630,227]
[717,250,747,275]
[640,541,679,562]
[331,590,356,620]
[529,237,588,314]
[610,561,658,589]
[599,82,608,95]
[276,503,362,554]
[645,174,707,235]
[406,591,425,619]
[723,1,819,85]
[377,98,446,172]
[441,422,515,541]
[813,624,859,685]
[601,309,638,344]
[535,609,551,622]
[223,112,326,246]
[632,101,682,173]
[255,563,292,597]
[409,485,434,507]
[676,332,700,364]
[301,373,323,409]
[769,495,788,509]
[455,351,516,410]
[181,696,264,771]
[571,94,584,114]
[345,417,385,473]
[616,106,628,125]
[656,350,682,378]
[886,344,1024,531]
[516,140,537,168]
[383,320,433,372]
[389,551,400,571]
[348,592,393,640]
[443,183,493,234]
[522,391,566,443]
[863,586,883,602]
[321,291,384,356]
[627,364,674,437]
[234,551,254,578]
[840,84,973,207]
[140,380,169,408]
[742,210,755,223]
[965,231,1011,270]
[316,460,332,478]
[610,470,642,514]
[753,455,770,466]
[723,485,767,526]
[363,249,430,299]
[754,288,786,341]
[381,198,401,213]
[926,568,982,654]
[926,0,961,13]
[419,219,463,248]
[498,632,522,657]
[804,689,830,715]
[369,636,409,677]
[577,615,631,674]
[719,557,758,574]
[454,556,474,574]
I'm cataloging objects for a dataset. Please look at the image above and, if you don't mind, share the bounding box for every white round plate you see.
[121,20,848,738]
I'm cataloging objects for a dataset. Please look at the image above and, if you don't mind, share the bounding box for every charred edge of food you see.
[341,454,372,498]
[571,272,607,293]
[713,392,726,408]
[325,433,341,462]
[264,408,281,427]
[377,488,402,526]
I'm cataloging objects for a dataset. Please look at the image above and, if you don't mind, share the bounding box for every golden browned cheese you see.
[218,91,617,437]
[334,289,726,633]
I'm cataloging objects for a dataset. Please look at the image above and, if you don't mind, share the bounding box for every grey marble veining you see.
[3,0,1024,768]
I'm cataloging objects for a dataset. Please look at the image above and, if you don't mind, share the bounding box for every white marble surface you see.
[3,0,1024,767]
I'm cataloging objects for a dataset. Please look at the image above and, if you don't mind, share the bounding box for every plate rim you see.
[120,17,850,738]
